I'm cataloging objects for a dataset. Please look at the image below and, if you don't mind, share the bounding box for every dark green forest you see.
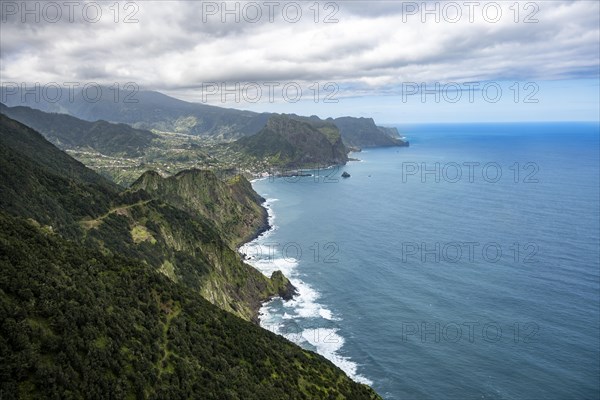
[0,213,379,399]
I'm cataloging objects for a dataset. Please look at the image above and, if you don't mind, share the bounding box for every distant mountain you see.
[0,87,271,140]
[234,114,349,168]
[0,103,156,156]
[333,116,408,149]
[282,114,408,149]
[1,87,405,148]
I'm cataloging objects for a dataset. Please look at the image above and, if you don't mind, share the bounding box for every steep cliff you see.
[333,116,409,149]
[130,169,267,247]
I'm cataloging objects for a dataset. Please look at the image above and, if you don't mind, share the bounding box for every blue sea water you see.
[242,122,600,399]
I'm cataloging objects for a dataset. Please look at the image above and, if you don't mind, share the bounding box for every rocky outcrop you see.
[131,169,267,247]
[271,270,298,301]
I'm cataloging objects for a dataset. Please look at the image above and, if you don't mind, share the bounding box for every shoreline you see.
[238,191,273,258]
[245,196,272,245]
[240,180,374,386]
[238,195,298,324]
[239,160,359,322]
[246,162,348,181]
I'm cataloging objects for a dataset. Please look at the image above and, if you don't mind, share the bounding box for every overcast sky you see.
[1,0,599,122]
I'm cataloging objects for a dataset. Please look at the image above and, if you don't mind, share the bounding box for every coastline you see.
[245,195,272,245]
[237,160,360,324]
[241,177,375,387]
[238,194,298,323]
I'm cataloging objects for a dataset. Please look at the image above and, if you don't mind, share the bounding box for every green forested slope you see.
[0,114,116,237]
[0,114,290,321]
[0,114,382,399]
[0,213,381,399]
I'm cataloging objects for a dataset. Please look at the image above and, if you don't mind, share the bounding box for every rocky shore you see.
[240,195,298,322]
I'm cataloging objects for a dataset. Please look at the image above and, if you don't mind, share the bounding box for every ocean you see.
[241,122,600,399]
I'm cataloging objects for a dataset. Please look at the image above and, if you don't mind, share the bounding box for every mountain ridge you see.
[130,169,269,248]
[0,103,157,156]
[1,87,406,148]
[234,114,349,168]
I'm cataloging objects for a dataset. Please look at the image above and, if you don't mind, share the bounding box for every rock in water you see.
[342,171,351,178]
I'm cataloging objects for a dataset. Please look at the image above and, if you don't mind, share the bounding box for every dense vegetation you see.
[0,213,381,399]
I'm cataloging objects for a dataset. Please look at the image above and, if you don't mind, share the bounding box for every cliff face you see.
[333,116,408,149]
[80,193,292,322]
[235,114,349,168]
[130,169,267,248]
[127,168,291,321]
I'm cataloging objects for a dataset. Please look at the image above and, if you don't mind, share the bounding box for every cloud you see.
[1,0,598,100]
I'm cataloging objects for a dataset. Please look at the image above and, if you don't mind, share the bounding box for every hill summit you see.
[234,114,349,168]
